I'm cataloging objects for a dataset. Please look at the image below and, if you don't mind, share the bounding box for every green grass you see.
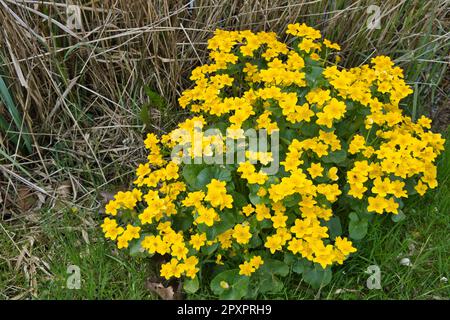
[33,210,155,300]
[1,129,447,300]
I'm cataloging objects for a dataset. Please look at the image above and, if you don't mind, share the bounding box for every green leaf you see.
[292,258,310,274]
[0,115,19,147]
[283,193,301,208]
[249,192,262,205]
[183,276,199,294]
[139,103,151,128]
[258,275,284,293]
[391,209,406,223]
[196,168,214,189]
[283,252,296,266]
[201,242,219,255]
[195,166,233,190]
[0,75,32,153]
[322,150,347,164]
[248,234,262,248]
[182,164,204,189]
[129,234,152,257]
[348,214,368,240]
[206,210,236,239]
[404,179,418,195]
[305,65,324,86]
[212,166,232,182]
[231,192,248,208]
[172,213,194,232]
[325,216,342,240]
[143,86,166,109]
[210,269,249,299]
[297,122,319,137]
[260,258,289,277]
[279,128,296,142]
[349,211,359,221]
[303,265,332,289]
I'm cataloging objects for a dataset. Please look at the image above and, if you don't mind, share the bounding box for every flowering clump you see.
[101,23,445,298]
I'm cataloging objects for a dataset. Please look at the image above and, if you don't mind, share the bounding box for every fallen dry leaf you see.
[56,182,72,200]
[145,279,183,300]
[146,281,175,300]
[16,187,38,213]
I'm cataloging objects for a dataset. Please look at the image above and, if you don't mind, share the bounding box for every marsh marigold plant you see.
[101,23,445,298]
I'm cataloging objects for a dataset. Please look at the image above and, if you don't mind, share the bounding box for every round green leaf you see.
[183,276,199,294]
[292,259,310,274]
[391,209,406,223]
[349,218,368,240]
[303,266,332,289]
[210,269,249,299]
[260,258,289,277]
[325,216,342,240]
[322,150,347,164]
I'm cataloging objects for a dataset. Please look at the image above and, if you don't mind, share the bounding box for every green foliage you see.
[0,75,32,153]
[348,212,368,240]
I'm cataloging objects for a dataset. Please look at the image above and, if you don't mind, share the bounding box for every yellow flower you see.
[189,233,207,251]
[367,196,387,214]
[298,38,318,53]
[196,206,218,227]
[123,225,141,241]
[327,167,339,181]
[264,234,283,254]
[160,258,184,279]
[182,191,205,208]
[271,213,288,229]
[242,204,255,217]
[117,234,129,249]
[415,180,428,196]
[307,163,324,179]
[105,200,119,216]
[287,238,304,255]
[239,261,255,276]
[101,217,117,232]
[204,179,233,210]
[104,225,124,241]
[183,256,199,279]
[171,243,188,260]
[371,177,392,197]
[334,236,357,255]
[385,197,399,214]
[255,203,271,221]
[323,39,341,50]
[141,235,162,254]
[249,256,264,268]
[232,224,252,244]
[215,254,224,265]
[257,187,267,197]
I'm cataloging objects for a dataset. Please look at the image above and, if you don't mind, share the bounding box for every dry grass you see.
[0,0,449,299]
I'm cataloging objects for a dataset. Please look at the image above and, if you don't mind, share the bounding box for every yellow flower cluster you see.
[239,256,264,276]
[101,23,445,286]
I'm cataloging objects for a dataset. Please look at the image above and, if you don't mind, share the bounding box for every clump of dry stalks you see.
[0,0,448,299]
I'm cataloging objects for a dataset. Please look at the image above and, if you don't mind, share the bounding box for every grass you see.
[0,0,449,300]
